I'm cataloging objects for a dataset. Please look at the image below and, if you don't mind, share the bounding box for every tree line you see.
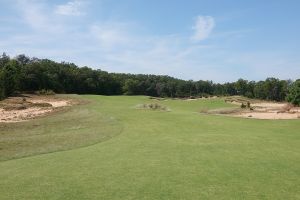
[0,53,299,105]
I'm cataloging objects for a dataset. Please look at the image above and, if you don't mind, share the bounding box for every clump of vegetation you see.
[199,108,209,113]
[240,102,252,109]
[247,101,251,108]
[202,108,241,115]
[36,89,55,95]
[136,103,170,111]
[241,103,247,109]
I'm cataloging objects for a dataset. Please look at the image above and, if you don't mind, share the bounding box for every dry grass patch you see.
[136,103,170,111]
[200,107,241,115]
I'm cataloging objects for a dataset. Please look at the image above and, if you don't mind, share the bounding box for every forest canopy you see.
[0,53,299,105]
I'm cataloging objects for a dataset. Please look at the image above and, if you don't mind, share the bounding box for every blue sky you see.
[0,0,299,82]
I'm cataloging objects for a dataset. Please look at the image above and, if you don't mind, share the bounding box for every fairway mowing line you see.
[0,97,125,162]
[0,121,124,163]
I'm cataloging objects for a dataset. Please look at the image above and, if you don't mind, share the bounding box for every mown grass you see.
[0,95,123,161]
[0,95,300,200]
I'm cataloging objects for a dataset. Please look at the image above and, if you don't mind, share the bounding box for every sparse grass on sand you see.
[0,95,300,200]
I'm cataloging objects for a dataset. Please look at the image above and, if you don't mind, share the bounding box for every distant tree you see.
[123,79,140,95]
[235,79,248,96]
[0,70,5,99]
[0,52,10,68]
[15,54,30,65]
[195,80,213,95]
[253,81,267,99]
[286,80,300,106]
[0,53,295,101]
[223,82,237,96]
[2,60,20,96]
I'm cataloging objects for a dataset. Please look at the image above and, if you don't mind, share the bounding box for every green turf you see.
[0,95,122,161]
[0,95,299,200]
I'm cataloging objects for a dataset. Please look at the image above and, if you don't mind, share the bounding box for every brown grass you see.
[136,103,170,111]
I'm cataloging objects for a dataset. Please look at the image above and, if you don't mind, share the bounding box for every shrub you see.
[247,101,251,108]
[241,103,247,109]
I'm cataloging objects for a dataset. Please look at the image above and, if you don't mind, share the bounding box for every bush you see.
[247,101,251,109]
[241,103,247,109]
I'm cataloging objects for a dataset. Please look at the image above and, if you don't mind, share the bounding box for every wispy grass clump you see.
[200,107,241,115]
[136,103,170,111]
[36,89,55,95]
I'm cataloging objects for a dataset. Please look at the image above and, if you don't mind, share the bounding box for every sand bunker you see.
[29,99,69,107]
[0,95,72,123]
[237,111,299,120]
[230,102,300,120]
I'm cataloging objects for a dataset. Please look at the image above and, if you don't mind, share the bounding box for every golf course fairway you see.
[0,95,299,200]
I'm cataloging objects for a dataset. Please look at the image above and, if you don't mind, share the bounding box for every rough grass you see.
[0,95,300,200]
[200,107,241,114]
[0,95,122,161]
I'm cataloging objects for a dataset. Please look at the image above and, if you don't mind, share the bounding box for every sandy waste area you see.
[0,95,72,123]
[232,102,300,120]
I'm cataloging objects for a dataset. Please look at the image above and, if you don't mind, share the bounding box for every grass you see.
[0,95,122,161]
[0,95,300,199]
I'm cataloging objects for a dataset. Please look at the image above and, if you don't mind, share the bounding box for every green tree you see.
[2,60,20,96]
[123,79,140,95]
[0,70,5,99]
[286,80,300,106]
[235,79,248,96]
[0,52,10,68]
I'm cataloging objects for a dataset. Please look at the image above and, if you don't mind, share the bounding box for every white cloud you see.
[191,16,215,41]
[16,0,49,30]
[15,0,65,33]
[89,23,132,49]
[55,0,86,16]
[3,2,298,82]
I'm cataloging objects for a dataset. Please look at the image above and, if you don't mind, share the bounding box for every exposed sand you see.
[185,99,198,101]
[236,111,300,120]
[252,102,284,107]
[185,96,218,101]
[29,99,69,107]
[230,102,300,120]
[0,95,72,123]
[0,107,53,123]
